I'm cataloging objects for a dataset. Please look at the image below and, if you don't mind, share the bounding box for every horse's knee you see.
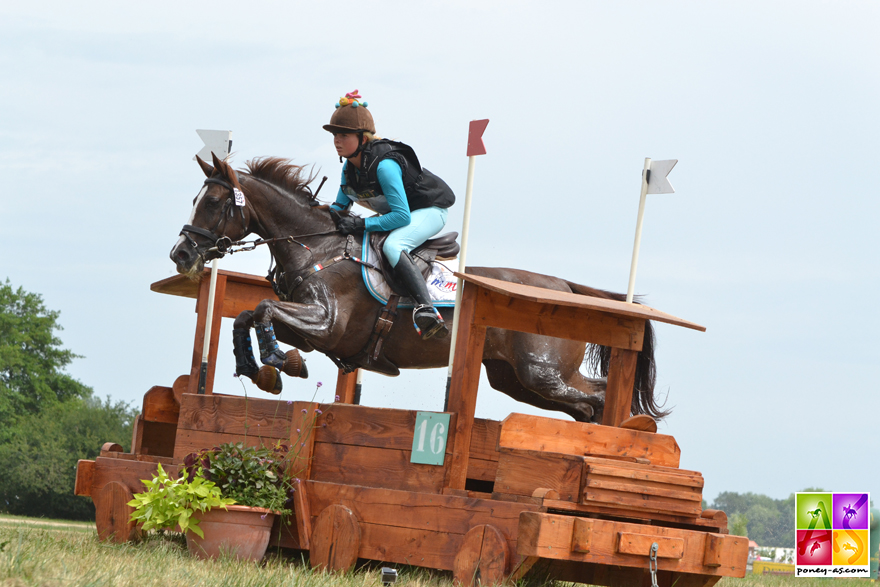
[514,361,564,394]
[252,300,277,322]
[233,310,254,330]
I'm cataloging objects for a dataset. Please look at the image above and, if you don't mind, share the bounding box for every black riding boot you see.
[232,328,260,380]
[394,251,448,340]
[254,321,287,369]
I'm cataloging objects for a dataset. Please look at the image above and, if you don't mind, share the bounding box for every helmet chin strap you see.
[340,132,365,163]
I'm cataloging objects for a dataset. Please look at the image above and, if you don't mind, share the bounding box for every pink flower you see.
[335,395,340,401]
[296,428,301,433]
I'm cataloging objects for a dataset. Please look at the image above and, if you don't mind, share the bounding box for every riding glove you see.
[337,215,365,235]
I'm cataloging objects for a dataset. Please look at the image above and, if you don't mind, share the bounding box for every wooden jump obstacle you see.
[75,269,748,586]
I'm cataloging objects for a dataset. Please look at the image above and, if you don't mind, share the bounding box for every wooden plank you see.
[334,369,358,404]
[91,457,181,498]
[620,414,658,433]
[306,481,537,537]
[494,449,583,502]
[466,457,497,482]
[177,393,295,439]
[469,418,501,462]
[151,269,275,299]
[542,498,726,533]
[142,386,179,424]
[617,532,684,558]
[311,443,446,493]
[499,413,681,467]
[473,286,646,350]
[445,281,487,490]
[517,512,748,577]
[314,403,450,452]
[584,476,702,503]
[586,463,704,488]
[290,402,320,480]
[456,272,706,332]
[74,460,95,496]
[293,479,311,550]
[131,414,144,455]
[221,279,277,319]
[700,510,729,534]
[173,428,284,460]
[602,347,638,426]
[583,486,701,516]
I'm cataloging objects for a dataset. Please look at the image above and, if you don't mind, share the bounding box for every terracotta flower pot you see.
[186,505,276,562]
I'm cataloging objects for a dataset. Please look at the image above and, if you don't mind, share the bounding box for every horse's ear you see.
[196,155,214,178]
[211,152,241,190]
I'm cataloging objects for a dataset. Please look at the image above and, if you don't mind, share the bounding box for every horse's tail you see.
[565,280,669,420]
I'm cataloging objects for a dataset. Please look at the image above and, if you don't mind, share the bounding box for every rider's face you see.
[334,133,360,158]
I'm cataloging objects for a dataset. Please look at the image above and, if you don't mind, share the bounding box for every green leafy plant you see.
[127,463,235,538]
[183,442,293,515]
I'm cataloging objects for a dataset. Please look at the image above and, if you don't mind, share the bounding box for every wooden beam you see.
[335,369,358,404]
[499,413,681,467]
[602,347,639,427]
[472,287,645,350]
[445,281,487,490]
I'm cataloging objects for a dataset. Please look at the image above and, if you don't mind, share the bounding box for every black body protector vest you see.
[342,139,455,214]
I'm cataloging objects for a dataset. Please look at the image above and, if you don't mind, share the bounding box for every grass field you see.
[0,516,871,587]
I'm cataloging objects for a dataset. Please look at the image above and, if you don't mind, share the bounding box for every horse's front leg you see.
[251,286,344,370]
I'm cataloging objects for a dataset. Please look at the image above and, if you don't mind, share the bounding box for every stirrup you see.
[412,304,448,340]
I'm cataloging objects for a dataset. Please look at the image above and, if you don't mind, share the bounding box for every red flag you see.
[466,119,489,157]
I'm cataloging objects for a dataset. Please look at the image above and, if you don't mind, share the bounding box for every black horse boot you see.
[254,321,287,369]
[394,251,448,340]
[232,328,260,380]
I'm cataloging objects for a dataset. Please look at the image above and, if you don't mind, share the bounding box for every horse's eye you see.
[205,196,221,207]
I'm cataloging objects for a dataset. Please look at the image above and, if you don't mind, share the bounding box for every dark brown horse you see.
[169,153,666,423]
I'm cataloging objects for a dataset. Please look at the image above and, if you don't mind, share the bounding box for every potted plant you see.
[128,442,293,562]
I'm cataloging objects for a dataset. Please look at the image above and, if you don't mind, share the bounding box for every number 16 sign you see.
[410,412,451,465]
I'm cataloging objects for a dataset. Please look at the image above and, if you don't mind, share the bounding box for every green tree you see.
[0,396,135,519]
[0,280,91,426]
[0,280,135,519]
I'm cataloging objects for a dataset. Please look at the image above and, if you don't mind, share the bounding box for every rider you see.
[324,90,455,340]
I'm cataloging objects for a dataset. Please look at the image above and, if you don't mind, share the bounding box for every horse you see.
[169,153,666,423]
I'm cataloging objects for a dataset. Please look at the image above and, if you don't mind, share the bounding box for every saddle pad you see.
[361,232,458,308]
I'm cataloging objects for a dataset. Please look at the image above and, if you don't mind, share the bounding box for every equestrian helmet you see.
[323,90,376,134]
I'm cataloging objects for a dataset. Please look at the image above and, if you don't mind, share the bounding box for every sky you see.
[2,1,878,505]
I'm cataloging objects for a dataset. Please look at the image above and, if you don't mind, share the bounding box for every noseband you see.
[179,178,247,257]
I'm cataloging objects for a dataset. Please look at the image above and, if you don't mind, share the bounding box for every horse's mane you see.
[243,157,318,200]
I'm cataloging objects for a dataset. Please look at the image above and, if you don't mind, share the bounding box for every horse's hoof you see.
[282,349,306,378]
[255,366,283,394]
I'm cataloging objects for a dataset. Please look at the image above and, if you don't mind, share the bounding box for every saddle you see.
[370,231,460,297]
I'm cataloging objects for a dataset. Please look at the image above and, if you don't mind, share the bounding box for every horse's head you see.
[170,152,251,277]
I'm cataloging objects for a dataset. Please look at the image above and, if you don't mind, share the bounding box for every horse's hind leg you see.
[483,360,597,422]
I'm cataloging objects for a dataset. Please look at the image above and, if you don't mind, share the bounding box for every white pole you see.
[198,258,220,393]
[626,158,652,304]
[446,155,478,378]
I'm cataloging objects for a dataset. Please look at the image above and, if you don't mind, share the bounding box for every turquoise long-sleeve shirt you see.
[330,159,412,232]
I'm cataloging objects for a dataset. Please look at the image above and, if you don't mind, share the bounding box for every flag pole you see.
[626,158,652,304]
[444,119,489,410]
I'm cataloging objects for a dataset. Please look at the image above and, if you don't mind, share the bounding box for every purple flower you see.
[287,400,293,405]
[322,423,327,428]
[301,408,307,413]
[316,409,322,415]
[301,442,305,447]
[335,395,340,402]
[296,428,300,433]
[316,382,323,388]
[260,513,267,520]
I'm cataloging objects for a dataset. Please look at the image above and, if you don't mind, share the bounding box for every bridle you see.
[179,178,247,259]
